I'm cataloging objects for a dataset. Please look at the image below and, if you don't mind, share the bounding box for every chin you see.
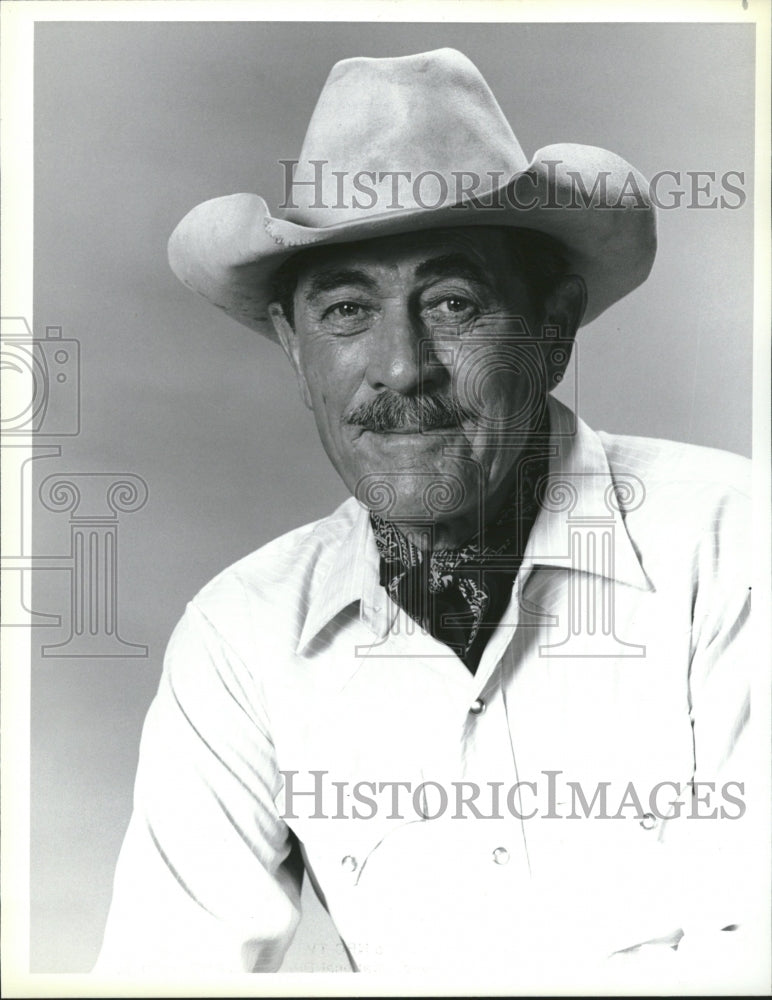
[353,463,476,529]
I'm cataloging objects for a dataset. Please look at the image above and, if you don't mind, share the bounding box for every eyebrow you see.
[414,253,493,289]
[302,268,379,301]
[300,252,494,304]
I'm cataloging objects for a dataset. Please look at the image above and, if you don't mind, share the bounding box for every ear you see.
[268,302,313,409]
[540,275,587,390]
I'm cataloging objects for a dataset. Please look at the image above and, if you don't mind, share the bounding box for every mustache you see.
[345,392,475,433]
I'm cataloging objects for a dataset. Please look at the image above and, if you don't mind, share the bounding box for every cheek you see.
[452,345,548,433]
[299,345,377,484]
[301,342,359,421]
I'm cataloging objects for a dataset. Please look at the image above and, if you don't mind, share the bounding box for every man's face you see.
[270,227,581,547]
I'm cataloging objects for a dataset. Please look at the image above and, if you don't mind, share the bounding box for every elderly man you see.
[96,49,753,983]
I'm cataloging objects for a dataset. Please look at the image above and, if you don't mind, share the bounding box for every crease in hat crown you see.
[168,46,657,338]
[283,48,529,227]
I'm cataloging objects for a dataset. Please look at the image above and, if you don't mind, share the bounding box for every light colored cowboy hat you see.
[168,48,657,336]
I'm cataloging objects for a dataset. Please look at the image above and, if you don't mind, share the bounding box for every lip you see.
[363,426,460,437]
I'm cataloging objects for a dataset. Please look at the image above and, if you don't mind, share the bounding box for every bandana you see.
[371,432,549,673]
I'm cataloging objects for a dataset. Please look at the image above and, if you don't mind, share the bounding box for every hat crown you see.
[284,48,528,225]
[169,47,657,337]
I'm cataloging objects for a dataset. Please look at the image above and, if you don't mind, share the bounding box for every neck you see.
[392,509,499,553]
[375,410,552,553]
[398,459,547,553]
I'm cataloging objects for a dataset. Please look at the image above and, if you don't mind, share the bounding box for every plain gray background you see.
[30,20,754,972]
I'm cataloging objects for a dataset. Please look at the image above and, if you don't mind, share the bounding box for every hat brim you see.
[168,143,657,337]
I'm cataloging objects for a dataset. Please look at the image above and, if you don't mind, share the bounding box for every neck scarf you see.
[371,429,549,673]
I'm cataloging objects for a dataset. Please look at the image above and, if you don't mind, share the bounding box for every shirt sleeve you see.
[608,482,764,991]
[93,601,302,975]
[664,483,760,981]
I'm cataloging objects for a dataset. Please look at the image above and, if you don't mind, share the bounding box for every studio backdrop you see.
[24,17,754,973]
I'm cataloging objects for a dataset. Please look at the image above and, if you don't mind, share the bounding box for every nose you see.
[365,303,444,395]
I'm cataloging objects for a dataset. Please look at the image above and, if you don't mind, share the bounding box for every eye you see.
[328,302,363,319]
[423,295,479,325]
[444,297,474,313]
[319,300,374,335]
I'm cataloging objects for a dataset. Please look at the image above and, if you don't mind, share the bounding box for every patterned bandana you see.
[371,428,550,673]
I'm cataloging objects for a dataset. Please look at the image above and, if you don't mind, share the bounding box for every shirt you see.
[95,397,756,986]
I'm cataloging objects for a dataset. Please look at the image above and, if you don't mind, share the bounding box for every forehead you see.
[292,226,512,282]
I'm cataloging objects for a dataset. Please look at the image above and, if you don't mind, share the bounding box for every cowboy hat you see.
[168,48,656,336]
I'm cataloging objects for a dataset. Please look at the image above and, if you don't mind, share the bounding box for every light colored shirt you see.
[95,398,755,985]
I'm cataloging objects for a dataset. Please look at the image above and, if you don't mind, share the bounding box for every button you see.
[639,813,657,830]
[492,847,510,865]
[469,698,486,715]
[341,855,358,872]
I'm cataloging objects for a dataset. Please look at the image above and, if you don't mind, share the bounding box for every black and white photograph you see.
[2,1,770,995]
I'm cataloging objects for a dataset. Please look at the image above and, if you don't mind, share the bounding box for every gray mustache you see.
[346,392,474,433]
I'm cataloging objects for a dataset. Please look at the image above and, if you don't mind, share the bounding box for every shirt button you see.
[492,847,510,865]
[341,855,358,872]
[639,813,657,830]
[469,698,486,715]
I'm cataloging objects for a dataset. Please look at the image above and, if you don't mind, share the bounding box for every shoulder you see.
[178,496,361,663]
[596,430,751,586]
[597,430,751,502]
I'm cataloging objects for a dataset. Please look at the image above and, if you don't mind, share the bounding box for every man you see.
[96,49,753,983]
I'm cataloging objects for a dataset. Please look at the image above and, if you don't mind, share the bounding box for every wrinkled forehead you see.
[290,226,513,283]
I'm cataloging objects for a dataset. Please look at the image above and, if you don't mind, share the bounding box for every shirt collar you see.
[296,397,652,655]
[522,397,653,592]
[296,501,391,654]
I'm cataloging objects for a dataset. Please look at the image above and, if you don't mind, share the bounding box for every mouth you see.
[353,426,466,448]
[362,423,461,436]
